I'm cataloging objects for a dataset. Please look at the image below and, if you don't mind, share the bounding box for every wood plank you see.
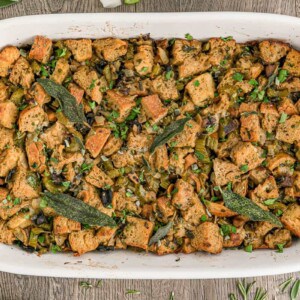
[136,0,180,12]
[181,0,296,15]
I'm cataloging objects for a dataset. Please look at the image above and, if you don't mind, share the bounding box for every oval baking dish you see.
[0,12,300,279]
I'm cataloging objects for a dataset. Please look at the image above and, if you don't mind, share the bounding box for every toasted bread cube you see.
[0,147,20,177]
[181,194,206,226]
[69,230,99,255]
[93,38,128,62]
[25,138,46,172]
[154,145,169,171]
[127,132,152,152]
[185,73,215,107]
[29,82,51,106]
[223,227,246,248]
[281,203,300,237]
[152,75,179,100]
[168,119,201,148]
[155,196,175,222]
[73,66,102,103]
[267,153,295,173]
[260,102,279,133]
[178,54,211,79]
[6,212,32,229]
[50,58,70,84]
[141,94,168,123]
[278,97,298,115]
[259,40,290,63]
[172,179,194,210]
[205,201,237,217]
[134,44,154,75]
[230,142,264,171]
[64,39,92,62]
[53,216,81,235]
[9,57,34,88]
[0,102,18,129]
[0,192,29,221]
[106,89,136,122]
[0,81,8,101]
[123,216,154,250]
[40,122,66,149]
[240,114,261,142]
[68,83,84,104]
[279,77,300,92]
[213,158,242,186]
[254,176,279,200]
[172,39,202,65]
[85,127,111,158]
[102,136,123,157]
[283,49,300,77]
[18,105,46,133]
[276,115,300,144]
[0,46,20,77]
[265,229,292,249]
[191,222,223,254]
[0,127,14,151]
[85,165,113,188]
[29,36,52,64]
[218,69,252,95]
[10,167,40,200]
[208,37,236,66]
[96,226,117,245]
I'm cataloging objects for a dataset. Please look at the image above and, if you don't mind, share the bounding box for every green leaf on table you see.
[0,0,19,9]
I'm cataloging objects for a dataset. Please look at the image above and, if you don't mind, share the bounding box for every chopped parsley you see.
[185,33,193,41]
[279,113,288,123]
[277,69,288,83]
[232,72,244,82]
[193,80,200,87]
[240,164,248,172]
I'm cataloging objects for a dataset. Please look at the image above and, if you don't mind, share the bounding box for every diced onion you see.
[99,0,122,8]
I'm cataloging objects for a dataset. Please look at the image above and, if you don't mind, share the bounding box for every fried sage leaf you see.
[149,117,190,153]
[149,222,173,246]
[45,192,116,227]
[219,188,282,227]
[37,79,87,124]
[0,0,19,8]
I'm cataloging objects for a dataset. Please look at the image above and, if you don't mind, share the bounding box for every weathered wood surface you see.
[0,0,299,299]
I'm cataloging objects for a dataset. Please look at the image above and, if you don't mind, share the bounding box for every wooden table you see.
[0,1,299,299]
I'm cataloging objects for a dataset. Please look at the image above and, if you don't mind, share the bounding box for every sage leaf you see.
[45,192,116,227]
[149,222,173,246]
[219,188,282,227]
[149,117,190,153]
[291,279,300,300]
[37,79,87,124]
[0,0,19,8]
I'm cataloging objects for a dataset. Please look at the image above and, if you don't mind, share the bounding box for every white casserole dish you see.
[0,12,300,279]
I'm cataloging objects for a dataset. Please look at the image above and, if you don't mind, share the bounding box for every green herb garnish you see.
[232,72,244,82]
[219,188,282,227]
[37,79,87,124]
[150,117,190,153]
[279,113,288,123]
[149,222,173,246]
[45,192,116,227]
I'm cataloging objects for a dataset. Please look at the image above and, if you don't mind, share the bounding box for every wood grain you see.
[0,0,299,299]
